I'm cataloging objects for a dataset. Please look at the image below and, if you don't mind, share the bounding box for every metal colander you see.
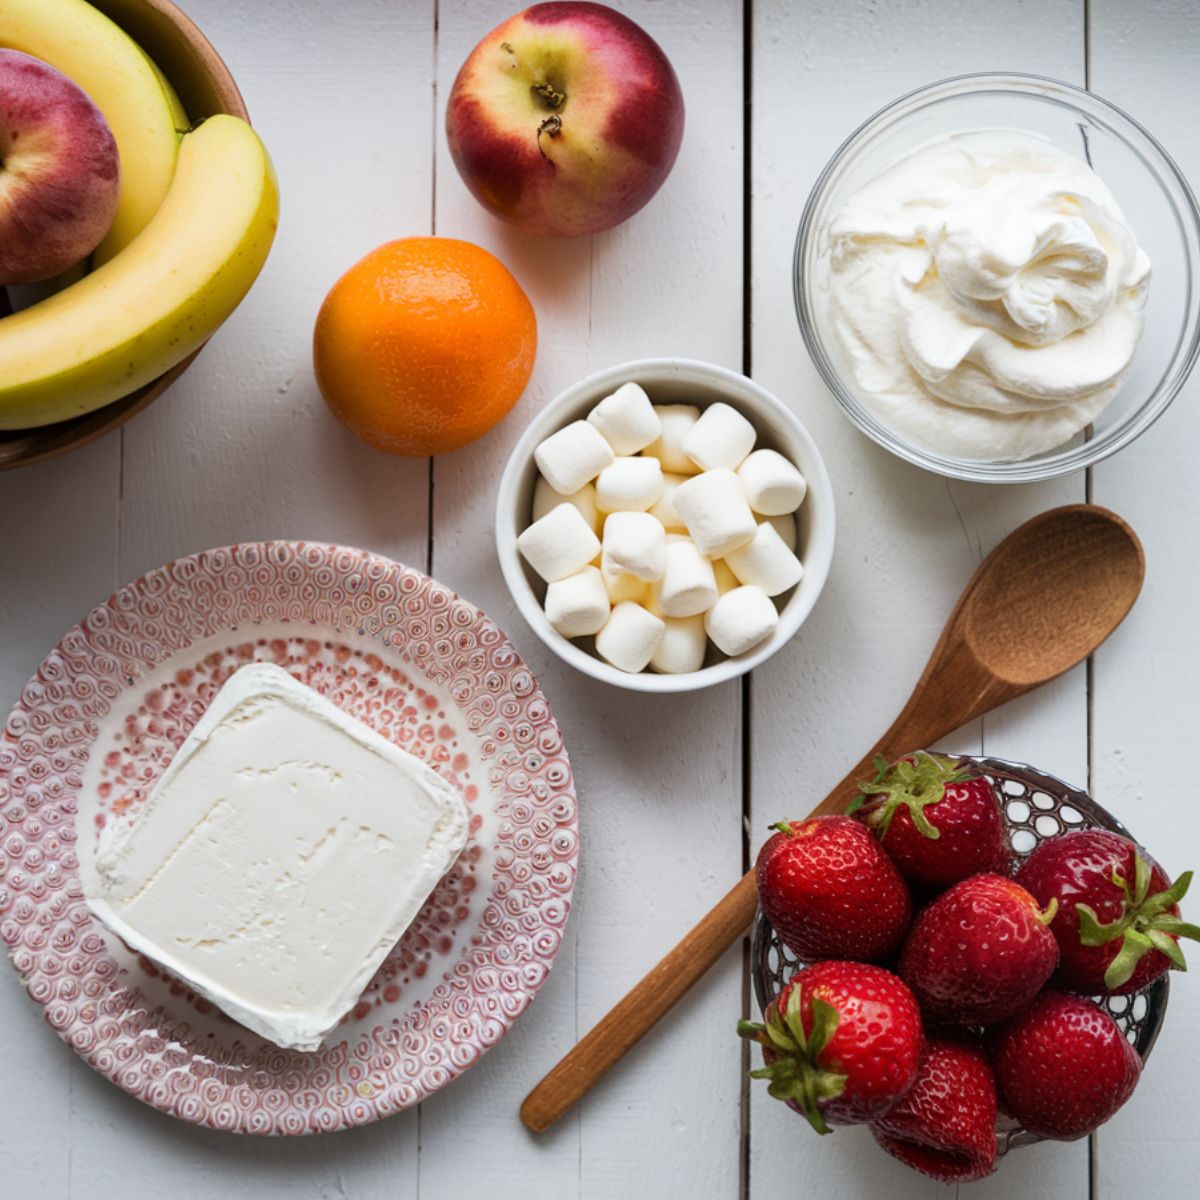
[750,754,1170,1153]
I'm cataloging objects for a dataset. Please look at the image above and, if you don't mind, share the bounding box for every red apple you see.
[0,48,120,285]
[445,2,684,237]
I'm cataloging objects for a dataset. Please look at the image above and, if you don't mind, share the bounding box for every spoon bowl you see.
[962,506,1144,686]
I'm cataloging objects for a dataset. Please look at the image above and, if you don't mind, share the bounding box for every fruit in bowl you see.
[850,751,1010,887]
[445,1,684,237]
[744,752,1194,1183]
[0,48,119,285]
[737,960,923,1135]
[0,0,278,440]
[1015,828,1199,993]
[1,0,186,268]
[0,115,278,430]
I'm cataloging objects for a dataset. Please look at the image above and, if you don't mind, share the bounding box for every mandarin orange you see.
[313,237,537,455]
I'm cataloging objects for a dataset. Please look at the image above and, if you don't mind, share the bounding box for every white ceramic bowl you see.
[496,358,836,692]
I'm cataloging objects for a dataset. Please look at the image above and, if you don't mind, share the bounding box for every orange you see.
[313,237,537,456]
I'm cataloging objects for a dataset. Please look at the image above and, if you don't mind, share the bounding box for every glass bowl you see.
[794,73,1200,483]
[751,755,1169,1155]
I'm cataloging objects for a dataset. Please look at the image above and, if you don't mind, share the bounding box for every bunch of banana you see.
[0,0,279,431]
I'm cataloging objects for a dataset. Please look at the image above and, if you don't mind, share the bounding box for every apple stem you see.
[537,115,563,162]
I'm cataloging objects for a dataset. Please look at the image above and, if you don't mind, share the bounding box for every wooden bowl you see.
[0,0,248,471]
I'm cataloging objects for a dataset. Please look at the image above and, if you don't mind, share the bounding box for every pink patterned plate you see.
[0,543,578,1134]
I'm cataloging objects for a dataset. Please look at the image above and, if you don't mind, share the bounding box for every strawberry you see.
[755,816,911,963]
[871,1034,998,1182]
[738,960,923,1134]
[989,991,1141,1140]
[1014,828,1198,994]
[849,751,1009,888]
[898,873,1058,1024]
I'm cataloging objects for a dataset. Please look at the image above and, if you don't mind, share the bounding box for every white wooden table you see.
[2,1,1197,1195]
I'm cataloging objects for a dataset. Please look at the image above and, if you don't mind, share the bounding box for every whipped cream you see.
[827,130,1151,461]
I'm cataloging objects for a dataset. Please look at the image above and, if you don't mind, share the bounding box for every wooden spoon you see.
[520,503,1144,1133]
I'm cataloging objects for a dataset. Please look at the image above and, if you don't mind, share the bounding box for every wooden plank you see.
[1086,3,1200,1196]
[72,1,435,1195]
[747,1,1090,1196]
[117,0,432,585]
[0,440,119,1200]
[416,2,746,1197]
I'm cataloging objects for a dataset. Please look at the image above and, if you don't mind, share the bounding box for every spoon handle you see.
[519,733,924,1134]
[519,869,757,1134]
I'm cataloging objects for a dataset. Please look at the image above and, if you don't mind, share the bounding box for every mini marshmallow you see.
[517,503,602,583]
[672,468,757,558]
[682,402,757,471]
[644,405,702,474]
[587,382,661,455]
[595,456,664,513]
[724,523,804,596]
[712,557,740,596]
[758,511,797,552]
[534,420,615,495]
[737,449,807,516]
[602,511,666,582]
[648,472,689,530]
[545,566,610,638]
[705,586,779,657]
[601,560,650,605]
[656,537,718,618]
[596,602,665,673]
[532,476,601,532]
[650,615,708,675]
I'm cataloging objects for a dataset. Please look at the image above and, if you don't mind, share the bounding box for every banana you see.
[0,115,279,430]
[141,43,190,137]
[0,0,181,262]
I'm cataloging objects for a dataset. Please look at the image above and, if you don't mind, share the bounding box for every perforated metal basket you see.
[751,755,1170,1153]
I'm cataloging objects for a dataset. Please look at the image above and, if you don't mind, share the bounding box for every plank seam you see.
[417,4,439,1189]
[740,1,754,1195]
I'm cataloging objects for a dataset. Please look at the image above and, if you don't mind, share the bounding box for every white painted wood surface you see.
[0,1,1196,1196]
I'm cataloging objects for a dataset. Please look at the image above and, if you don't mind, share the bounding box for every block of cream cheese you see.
[85,662,468,1052]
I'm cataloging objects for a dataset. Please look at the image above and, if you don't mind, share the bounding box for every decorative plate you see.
[0,543,578,1134]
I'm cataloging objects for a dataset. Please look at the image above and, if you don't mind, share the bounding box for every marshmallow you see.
[705,586,779,657]
[724,523,804,596]
[544,566,610,638]
[682,402,757,471]
[712,557,740,596]
[596,602,665,673]
[534,420,615,495]
[738,449,807,515]
[758,511,797,552]
[602,511,666,582]
[656,536,719,618]
[517,503,602,583]
[601,560,651,605]
[587,382,661,455]
[648,471,690,530]
[644,405,702,474]
[595,456,664,513]
[672,468,757,558]
[533,476,601,532]
[650,614,708,675]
